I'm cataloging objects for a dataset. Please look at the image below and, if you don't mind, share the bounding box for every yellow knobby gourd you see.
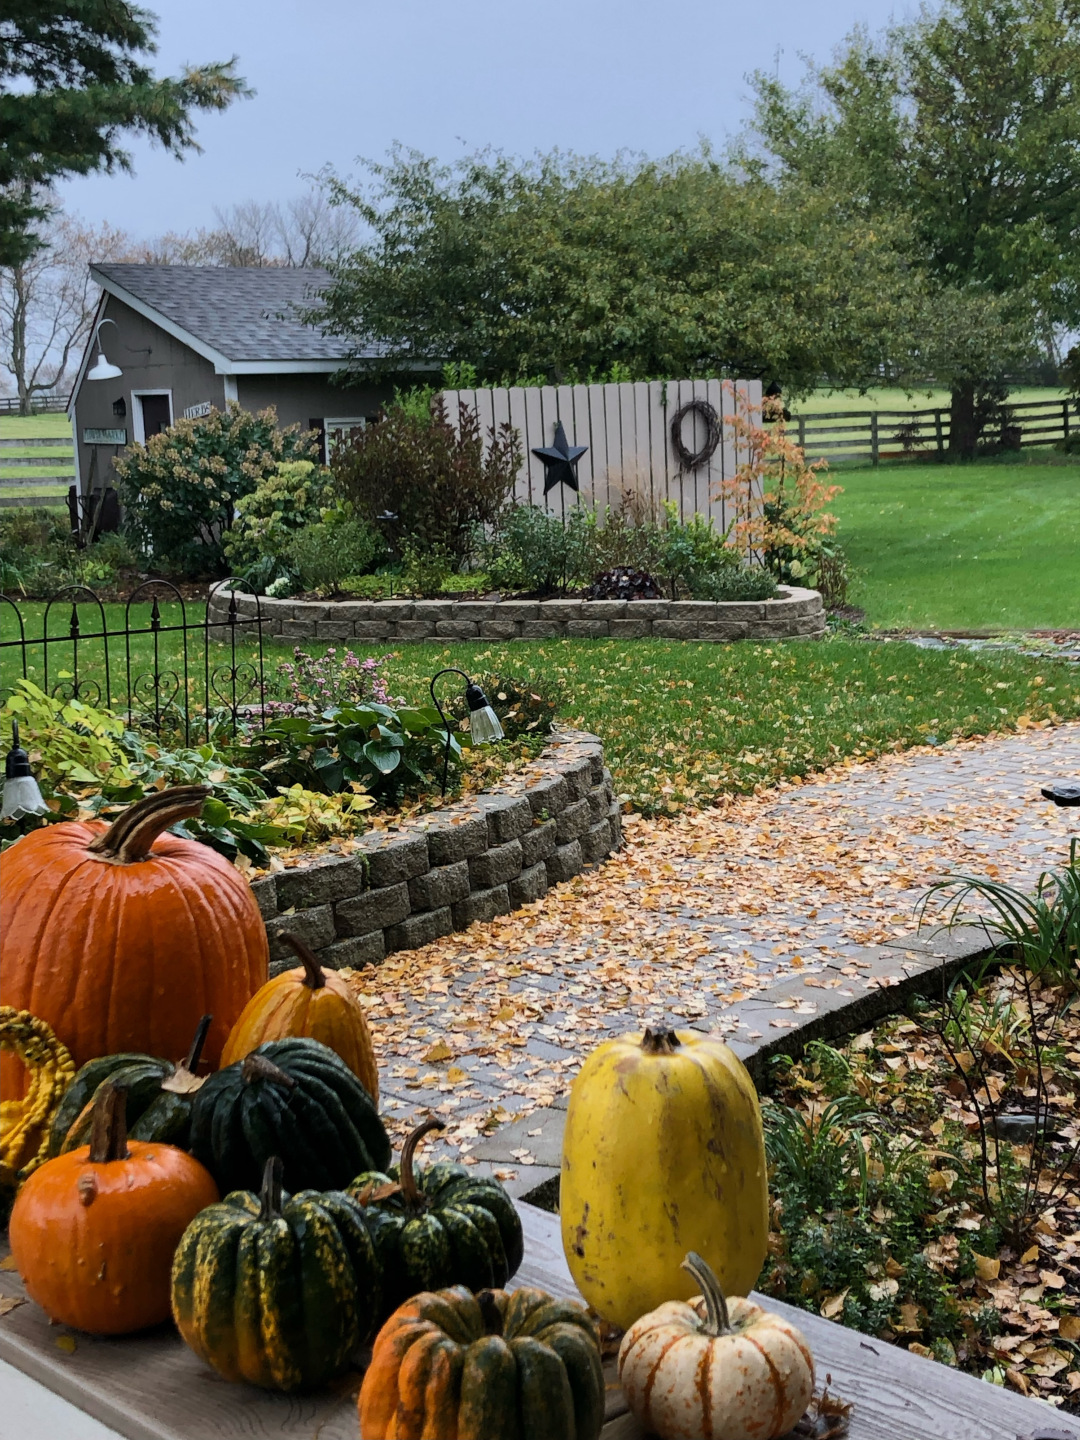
[0,1007,76,1189]
[560,1027,769,1331]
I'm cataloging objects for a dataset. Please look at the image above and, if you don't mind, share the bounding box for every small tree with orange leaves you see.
[715,387,843,590]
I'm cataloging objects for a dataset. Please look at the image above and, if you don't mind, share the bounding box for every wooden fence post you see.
[797,415,806,451]
[870,412,879,467]
[1064,400,1071,447]
[934,410,944,458]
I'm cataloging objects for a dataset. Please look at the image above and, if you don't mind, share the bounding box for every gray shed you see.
[68,265,408,503]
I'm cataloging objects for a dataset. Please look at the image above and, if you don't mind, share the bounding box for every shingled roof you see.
[90,264,380,368]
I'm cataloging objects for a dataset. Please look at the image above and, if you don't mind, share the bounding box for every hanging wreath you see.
[670,399,721,470]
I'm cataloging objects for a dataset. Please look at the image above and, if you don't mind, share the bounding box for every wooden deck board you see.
[2,1208,1077,1440]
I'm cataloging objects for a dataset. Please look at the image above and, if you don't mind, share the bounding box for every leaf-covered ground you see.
[762,969,1080,1411]
[346,721,1080,1165]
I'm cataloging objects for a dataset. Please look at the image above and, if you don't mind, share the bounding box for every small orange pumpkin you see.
[617,1251,814,1440]
[0,785,268,1095]
[9,1080,219,1335]
[220,932,378,1101]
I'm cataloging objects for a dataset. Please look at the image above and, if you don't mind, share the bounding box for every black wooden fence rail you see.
[0,580,267,745]
[789,396,1079,465]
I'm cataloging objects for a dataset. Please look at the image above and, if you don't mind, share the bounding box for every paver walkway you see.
[352,722,1080,1181]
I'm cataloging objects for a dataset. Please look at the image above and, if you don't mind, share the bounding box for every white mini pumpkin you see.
[617,1252,814,1440]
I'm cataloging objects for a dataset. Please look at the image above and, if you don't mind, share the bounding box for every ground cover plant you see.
[830,455,1080,630]
[760,954,1080,1410]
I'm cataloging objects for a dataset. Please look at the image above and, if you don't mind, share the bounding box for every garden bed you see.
[209,585,827,643]
[249,728,621,974]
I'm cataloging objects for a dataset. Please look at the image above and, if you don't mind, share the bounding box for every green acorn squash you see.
[171,1155,383,1391]
[188,1036,390,1194]
[348,1117,524,1313]
[47,1015,212,1156]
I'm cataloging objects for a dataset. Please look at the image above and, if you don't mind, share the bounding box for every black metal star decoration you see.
[532,420,587,494]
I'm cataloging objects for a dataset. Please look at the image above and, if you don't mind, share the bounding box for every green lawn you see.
[5,604,1076,813]
[831,457,1080,630]
[794,385,1067,415]
[0,415,71,440]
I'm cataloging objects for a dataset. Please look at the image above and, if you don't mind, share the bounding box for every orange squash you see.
[220,932,378,1101]
[0,785,268,1095]
[9,1080,219,1335]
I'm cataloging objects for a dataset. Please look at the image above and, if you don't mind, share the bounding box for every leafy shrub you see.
[223,460,333,589]
[286,510,385,595]
[333,398,521,563]
[486,503,594,595]
[0,508,138,596]
[687,566,778,601]
[115,404,319,576]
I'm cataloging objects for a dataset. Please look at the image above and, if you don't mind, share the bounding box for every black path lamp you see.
[429,668,504,795]
[1,720,49,821]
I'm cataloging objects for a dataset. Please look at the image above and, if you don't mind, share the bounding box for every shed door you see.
[138,393,172,438]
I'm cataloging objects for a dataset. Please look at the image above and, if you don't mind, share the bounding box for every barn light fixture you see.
[1,720,49,821]
[86,318,123,381]
[429,668,504,796]
[112,397,127,418]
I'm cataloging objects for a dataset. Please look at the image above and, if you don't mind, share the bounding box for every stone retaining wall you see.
[249,730,620,976]
[209,587,825,643]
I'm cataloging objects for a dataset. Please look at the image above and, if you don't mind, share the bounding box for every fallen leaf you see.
[1058,1316,1080,1342]
[1020,1245,1040,1264]
[1004,1368,1029,1394]
[55,1335,76,1354]
[821,1289,849,1319]
[0,1256,17,1272]
[422,1040,453,1063]
[974,1253,1001,1282]
[1040,1270,1066,1289]
[0,1297,25,1317]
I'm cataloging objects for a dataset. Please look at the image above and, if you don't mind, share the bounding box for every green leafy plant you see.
[918,844,1080,988]
[687,566,778,601]
[251,701,458,803]
[115,404,319,576]
[486,503,595,595]
[286,508,386,595]
[399,540,455,598]
[1,679,129,790]
[223,459,333,590]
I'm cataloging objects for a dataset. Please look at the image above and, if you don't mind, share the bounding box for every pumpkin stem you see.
[681,1252,732,1338]
[641,1027,681,1056]
[259,1156,285,1221]
[183,1014,213,1074]
[88,1082,130,1164]
[281,932,326,991]
[86,785,211,864]
[399,1117,446,1209]
[476,1289,503,1337]
[241,1053,297,1089]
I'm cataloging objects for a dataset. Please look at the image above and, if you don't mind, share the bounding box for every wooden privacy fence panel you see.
[790,396,1079,465]
[440,378,762,530]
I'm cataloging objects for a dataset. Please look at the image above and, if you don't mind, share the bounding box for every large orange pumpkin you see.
[0,785,268,1096]
[9,1080,219,1335]
[220,932,379,1101]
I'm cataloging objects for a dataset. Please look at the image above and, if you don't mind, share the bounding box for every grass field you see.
[794,385,1068,415]
[831,456,1080,630]
[0,415,71,440]
[3,605,1077,812]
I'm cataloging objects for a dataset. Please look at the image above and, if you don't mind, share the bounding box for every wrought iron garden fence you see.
[0,580,267,744]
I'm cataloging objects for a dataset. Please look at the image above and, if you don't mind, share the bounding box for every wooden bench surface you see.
[2,1204,1077,1440]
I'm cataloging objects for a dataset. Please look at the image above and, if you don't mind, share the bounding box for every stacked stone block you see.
[249,731,621,976]
[210,588,826,644]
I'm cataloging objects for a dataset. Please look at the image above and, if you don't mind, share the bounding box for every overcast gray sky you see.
[62,0,909,238]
